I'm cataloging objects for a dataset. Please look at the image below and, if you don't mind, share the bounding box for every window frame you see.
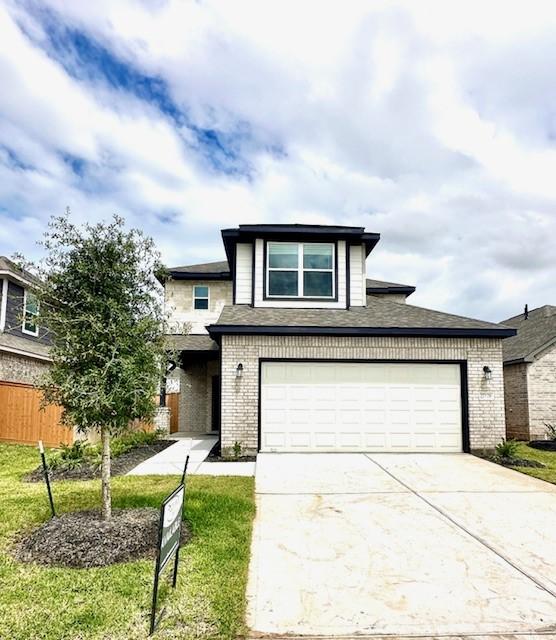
[22,289,39,336]
[193,285,210,311]
[265,241,336,300]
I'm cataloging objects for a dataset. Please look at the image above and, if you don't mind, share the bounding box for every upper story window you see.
[266,242,334,298]
[193,285,209,310]
[22,290,39,336]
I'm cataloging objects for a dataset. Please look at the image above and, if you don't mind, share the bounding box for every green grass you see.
[509,442,556,484]
[0,443,255,640]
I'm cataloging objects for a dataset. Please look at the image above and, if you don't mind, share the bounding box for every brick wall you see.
[178,358,219,433]
[165,280,232,334]
[0,351,50,385]
[527,343,556,440]
[220,335,506,454]
[503,362,530,440]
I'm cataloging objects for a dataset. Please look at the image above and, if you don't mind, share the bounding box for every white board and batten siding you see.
[253,239,347,308]
[261,361,463,453]
[349,243,366,306]
[234,243,253,304]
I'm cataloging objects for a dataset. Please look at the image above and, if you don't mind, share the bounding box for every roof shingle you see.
[500,305,556,363]
[209,297,514,338]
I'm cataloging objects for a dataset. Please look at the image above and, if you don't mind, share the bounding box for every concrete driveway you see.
[247,453,556,637]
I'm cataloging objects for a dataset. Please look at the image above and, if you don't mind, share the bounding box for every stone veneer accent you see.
[220,335,506,454]
[503,362,530,440]
[0,351,50,385]
[153,406,171,434]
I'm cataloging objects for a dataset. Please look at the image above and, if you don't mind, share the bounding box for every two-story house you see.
[162,224,515,455]
[0,256,50,385]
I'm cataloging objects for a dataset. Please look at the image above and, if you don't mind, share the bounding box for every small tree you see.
[27,213,165,520]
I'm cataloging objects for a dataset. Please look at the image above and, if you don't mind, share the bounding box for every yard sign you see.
[149,455,189,635]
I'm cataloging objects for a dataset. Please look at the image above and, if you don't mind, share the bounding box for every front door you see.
[211,375,221,434]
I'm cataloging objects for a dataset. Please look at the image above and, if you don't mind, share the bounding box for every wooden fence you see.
[0,381,73,447]
[0,383,180,447]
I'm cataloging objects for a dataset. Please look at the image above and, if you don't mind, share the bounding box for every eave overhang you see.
[221,225,381,278]
[207,324,517,345]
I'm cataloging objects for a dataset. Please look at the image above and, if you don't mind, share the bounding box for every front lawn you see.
[0,443,255,640]
[509,442,556,484]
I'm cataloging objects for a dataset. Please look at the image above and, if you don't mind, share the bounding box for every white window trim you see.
[22,289,39,336]
[266,242,335,299]
[193,285,210,311]
[0,278,7,332]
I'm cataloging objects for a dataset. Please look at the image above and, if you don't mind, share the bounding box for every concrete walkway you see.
[126,435,255,476]
[247,453,556,637]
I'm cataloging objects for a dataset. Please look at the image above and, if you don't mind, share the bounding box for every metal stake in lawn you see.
[38,440,56,518]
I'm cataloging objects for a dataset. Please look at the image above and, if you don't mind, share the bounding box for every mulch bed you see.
[13,508,190,568]
[497,456,546,468]
[24,440,175,483]
[206,454,257,463]
[529,440,556,452]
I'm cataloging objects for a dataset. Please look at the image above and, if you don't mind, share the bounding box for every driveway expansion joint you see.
[364,454,556,601]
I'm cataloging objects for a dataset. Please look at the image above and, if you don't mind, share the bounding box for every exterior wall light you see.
[483,365,492,381]
[236,363,244,379]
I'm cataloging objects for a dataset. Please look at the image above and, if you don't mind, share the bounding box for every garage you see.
[260,361,464,452]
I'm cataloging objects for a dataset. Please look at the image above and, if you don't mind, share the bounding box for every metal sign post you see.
[149,471,187,634]
[38,440,56,518]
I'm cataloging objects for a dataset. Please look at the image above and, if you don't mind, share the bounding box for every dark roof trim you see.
[503,357,529,365]
[168,270,231,281]
[221,225,381,270]
[208,324,516,341]
[366,285,416,295]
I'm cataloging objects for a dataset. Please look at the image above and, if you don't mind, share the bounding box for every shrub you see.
[233,441,242,459]
[47,440,91,470]
[495,438,520,459]
[544,423,556,441]
[47,430,160,471]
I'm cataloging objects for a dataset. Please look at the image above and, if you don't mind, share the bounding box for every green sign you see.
[159,484,184,571]
[150,479,186,635]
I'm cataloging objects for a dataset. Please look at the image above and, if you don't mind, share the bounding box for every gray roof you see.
[164,334,219,352]
[209,297,514,338]
[0,256,40,285]
[500,305,556,363]
[366,278,415,295]
[0,332,51,360]
[169,260,229,274]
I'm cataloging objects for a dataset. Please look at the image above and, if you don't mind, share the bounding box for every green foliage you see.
[47,440,91,470]
[544,422,556,441]
[233,441,242,459]
[495,438,520,459]
[47,430,160,471]
[29,213,166,436]
[0,443,255,640]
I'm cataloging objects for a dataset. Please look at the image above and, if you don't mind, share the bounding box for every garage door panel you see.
[261,362,462,453]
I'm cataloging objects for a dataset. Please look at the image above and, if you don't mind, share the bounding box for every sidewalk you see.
[126,434,256,476]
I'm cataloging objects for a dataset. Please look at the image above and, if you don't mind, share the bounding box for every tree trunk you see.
[101,426,111,520]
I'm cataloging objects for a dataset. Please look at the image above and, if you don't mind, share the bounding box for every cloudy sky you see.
[1,0,555,322]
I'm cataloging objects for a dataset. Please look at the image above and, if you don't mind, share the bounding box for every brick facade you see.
[178,358,218,432]
[527,344,556,439]
[220,335,506,454]
[503,362,530,440]
[0,351,50,385]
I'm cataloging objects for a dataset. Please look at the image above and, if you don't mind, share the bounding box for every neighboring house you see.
[0,256,51,384]
[0,257,69,447]
[500,305,556,441]
[162,224,515,455]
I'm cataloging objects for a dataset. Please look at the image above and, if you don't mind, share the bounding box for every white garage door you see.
[260,361,462,452]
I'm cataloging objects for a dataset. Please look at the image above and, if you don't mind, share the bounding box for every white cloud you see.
[0,0,555,321]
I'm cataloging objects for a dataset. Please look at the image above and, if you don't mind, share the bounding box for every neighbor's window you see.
[22,290,39,336]
[193,285,209,310]
[267,242,334,298]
